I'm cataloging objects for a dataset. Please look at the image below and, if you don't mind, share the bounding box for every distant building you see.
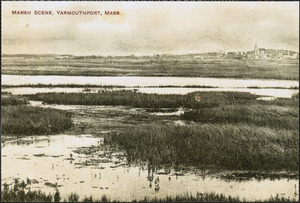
[186,44,299,60]
[254,43,259,57]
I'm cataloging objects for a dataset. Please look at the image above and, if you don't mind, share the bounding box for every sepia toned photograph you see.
[1,1,299,202]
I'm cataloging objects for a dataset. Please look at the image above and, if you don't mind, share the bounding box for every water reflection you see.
[1,134,299,201]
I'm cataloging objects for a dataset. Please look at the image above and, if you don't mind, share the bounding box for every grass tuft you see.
[1,96,28,106]
[1,106,73,135]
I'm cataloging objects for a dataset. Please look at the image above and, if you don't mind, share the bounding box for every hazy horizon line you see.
[2,47,299,57]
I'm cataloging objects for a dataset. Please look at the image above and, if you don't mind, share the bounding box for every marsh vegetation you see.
[2,86,299,201]
[2,55,299,80]
[23,90,299,172]
[1,105,72,135]
[111,124,298,171]
[1,95,28,106]
[27,91,259,108]
[1,182,297,202]
[27,90,298,131]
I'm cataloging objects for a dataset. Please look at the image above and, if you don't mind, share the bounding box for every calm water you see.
[2,87,298,99]
[1,102,299,201]
[2,134,298,201]
[2,75,299,88]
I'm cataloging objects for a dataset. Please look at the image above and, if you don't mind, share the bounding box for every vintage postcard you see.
[1,1,299,202]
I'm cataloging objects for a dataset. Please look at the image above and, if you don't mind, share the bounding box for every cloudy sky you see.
[2,1,299,56]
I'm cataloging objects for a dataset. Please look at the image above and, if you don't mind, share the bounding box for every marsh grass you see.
[112,124,299,171]
[27,91,258,108]
[81,192,241,202]
[1,96,28,106]
[268,93,299,106]
[139,193,297,202]
[27,90,298,109]
[2,56,299,80]
[27,91,298,131]
[1,181,54,202]
[1,185,297,202]
[182,104,299,130]
[1,106,73,135]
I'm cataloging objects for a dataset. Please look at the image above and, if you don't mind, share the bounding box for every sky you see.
[2,1,299,56]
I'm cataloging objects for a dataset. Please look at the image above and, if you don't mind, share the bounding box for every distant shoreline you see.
[1,73,299,81]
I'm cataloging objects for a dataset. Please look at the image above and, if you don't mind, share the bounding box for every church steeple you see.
[254,42,259,56]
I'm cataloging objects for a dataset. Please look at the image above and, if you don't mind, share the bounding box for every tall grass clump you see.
[1,182,54,202]
[1,96,28,106]
[1,106,73,135]
[66,193,80,202]
[112,124,299,171]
